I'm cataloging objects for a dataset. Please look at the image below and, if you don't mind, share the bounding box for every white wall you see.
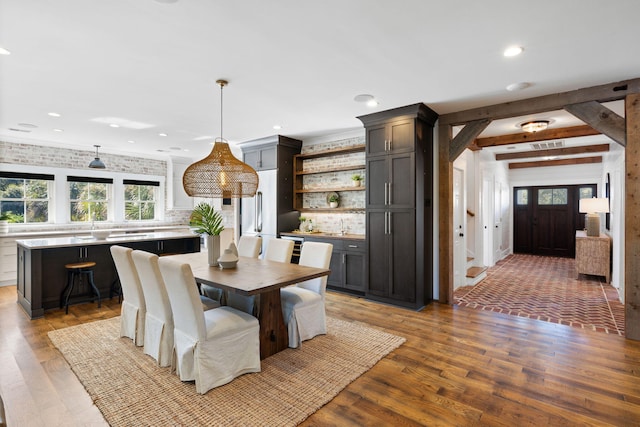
[602,143,625,301]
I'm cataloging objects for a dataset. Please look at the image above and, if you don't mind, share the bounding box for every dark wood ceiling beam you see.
[439,78,640,126]
[475,125,600,148]
[508,156,602,169]
[496,143,610,161]
[564,101,626,147]
[449,119,491,161]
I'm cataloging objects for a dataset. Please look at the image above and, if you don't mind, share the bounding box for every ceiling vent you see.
[9,127,31,133]
[530,140,564,150]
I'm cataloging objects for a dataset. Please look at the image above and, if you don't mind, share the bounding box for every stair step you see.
[466,266,487,278]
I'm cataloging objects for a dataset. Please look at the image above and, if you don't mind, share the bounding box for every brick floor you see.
[454,254,625,336]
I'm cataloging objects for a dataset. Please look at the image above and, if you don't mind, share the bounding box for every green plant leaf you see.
[189,202,224,235]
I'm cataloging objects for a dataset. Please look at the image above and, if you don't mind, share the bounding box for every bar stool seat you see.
[60,261,101,314]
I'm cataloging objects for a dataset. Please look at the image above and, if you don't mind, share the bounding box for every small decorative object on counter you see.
[227,241,238,257]
[217,248,239,269]
[351,174,363,187]
[328,192,340,208]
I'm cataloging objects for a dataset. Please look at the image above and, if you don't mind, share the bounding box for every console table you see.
[575,230,611,283]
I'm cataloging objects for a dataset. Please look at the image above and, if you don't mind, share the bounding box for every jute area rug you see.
[48,316,405,426]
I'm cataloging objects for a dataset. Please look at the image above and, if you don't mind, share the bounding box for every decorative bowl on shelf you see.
[91,230,111,240]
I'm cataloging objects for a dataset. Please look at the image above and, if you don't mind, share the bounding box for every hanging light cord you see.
[216,79,227,141]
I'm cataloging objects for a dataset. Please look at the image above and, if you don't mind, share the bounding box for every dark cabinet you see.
[305,236,366,294]
[242,145,277,171]
[366,152,415,209]
[16,235,201,318]
[358,103,438,309]
[366,210,416,302]
[365,118,416,156]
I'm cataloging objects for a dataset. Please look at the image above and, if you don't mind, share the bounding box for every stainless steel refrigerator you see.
[241,169,277,255]
[239,135,302,256]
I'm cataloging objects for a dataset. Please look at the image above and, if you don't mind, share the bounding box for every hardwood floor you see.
[2,285,640,426]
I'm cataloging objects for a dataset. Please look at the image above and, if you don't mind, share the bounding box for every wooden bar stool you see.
[60,261,101,314]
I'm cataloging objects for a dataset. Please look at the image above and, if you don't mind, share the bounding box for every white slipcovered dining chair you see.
[237,235,262,258]
[110,245,146,346]
[264,238,294,263]
[131,250,175,367]
[227,238,295,315]
[280,241,332,348]
[158,257,261,394]
[223,236,262,313]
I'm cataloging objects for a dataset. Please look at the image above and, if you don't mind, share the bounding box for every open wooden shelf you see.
[294,145,366,160]
[296,186,365,194]
[296,164,365,176]
[294,144,366,212]
[297,207,365,213]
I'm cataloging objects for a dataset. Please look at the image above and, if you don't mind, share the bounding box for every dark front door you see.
[514,184,596,257]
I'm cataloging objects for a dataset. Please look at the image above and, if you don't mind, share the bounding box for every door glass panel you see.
[538,189,552,205]
[537,188,567,205]
[516,189,528,205]
[579,187,594,199]
[552,188,568,205]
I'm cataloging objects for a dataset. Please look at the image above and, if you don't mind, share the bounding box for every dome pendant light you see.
[182,80,259,198]
[88,145,106,169]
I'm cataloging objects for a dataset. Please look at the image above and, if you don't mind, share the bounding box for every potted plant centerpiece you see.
[351,174,363,187]
[189,202,224,266]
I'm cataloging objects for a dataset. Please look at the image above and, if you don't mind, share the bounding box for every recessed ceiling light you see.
[90,116,153,129]
[128,140,135,144]
[506,82,531,91]
[0,47,10,55]
[53,128,64,132]
[159,133,168,137]
[48,112,61,117]
[109,123,120,128]
[273,125,282,130]
[503,46,524,57]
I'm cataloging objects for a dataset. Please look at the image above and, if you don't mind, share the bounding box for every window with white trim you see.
[124,179,159,221]
[0,172,54,223]
[68,176,113,222]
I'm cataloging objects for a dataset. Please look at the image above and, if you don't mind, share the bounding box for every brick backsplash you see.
[299,136,366,235]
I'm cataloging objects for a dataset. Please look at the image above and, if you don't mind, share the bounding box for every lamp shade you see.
[88,145,106,169]
[182,141,259,198]
[579,197,609,214]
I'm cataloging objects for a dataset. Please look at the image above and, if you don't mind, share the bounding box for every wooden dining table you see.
[166,252,330,359]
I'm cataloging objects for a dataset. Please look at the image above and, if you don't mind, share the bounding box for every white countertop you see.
[16,230,199,249]
[2,225,190,239]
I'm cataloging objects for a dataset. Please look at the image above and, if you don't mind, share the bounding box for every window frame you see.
[0,172,55,224]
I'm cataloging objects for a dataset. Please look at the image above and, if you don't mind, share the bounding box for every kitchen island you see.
[16,231,200,318]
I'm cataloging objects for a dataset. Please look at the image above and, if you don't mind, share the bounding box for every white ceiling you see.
[1,0,639,161]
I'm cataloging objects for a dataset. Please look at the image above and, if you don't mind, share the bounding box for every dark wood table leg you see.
[257,289,288,359]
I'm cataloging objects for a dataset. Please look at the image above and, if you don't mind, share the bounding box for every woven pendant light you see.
[183,80,258,198]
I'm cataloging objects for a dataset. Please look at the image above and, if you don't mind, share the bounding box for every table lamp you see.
[579,197,609,237]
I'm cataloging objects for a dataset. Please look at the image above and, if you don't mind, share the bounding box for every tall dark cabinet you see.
[358,103,438,309]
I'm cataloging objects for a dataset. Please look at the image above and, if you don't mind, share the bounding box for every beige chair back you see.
[297,241,333,296]
[238,235,262,258]
[264,238,294,263]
